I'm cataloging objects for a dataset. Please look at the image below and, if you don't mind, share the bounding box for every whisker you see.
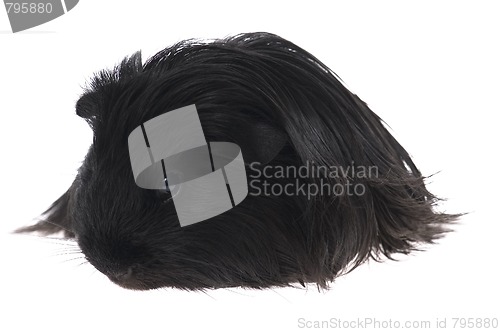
[16,233,77,245]
[198,288,216,300]
[49,251,83,257]
[61,256,87,264]
[223,287,254,297]
[77,261,91,268]
[271,288,292,304]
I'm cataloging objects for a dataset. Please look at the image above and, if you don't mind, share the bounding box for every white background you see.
[1,1,499,331]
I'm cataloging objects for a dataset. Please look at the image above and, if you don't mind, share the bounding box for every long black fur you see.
[17,32,459,290]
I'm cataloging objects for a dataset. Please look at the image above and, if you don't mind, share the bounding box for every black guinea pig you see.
[17,32,459,290]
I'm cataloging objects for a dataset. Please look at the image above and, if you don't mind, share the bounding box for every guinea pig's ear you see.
[236,122,288,165]
[15,188,75,238]
[76,51,143,123]
[75,91,99,122]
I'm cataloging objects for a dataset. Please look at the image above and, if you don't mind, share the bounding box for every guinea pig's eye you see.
[156,180,172,203]
[156,175,181,203]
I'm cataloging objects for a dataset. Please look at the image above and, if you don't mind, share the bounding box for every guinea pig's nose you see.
[110,267,133,282]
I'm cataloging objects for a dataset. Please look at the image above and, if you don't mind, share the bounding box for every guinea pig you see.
[17,32,459,290]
